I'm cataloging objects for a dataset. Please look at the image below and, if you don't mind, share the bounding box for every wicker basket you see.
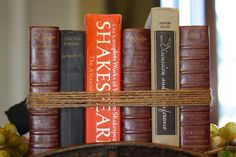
[33,142,210,157]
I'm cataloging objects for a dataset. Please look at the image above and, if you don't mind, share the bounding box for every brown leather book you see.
[29,26,59,155]
[179,26,210,152]
[122,28,151,142]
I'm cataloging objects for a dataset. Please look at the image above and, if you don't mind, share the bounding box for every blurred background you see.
[0,0,235,127]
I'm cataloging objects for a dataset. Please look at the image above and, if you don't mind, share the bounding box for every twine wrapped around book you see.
[29,90,211,108]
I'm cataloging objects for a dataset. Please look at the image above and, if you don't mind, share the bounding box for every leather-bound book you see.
[180,26,210,152]
[60,30,85,147]
[122,28,151,142]
[29,26,59,155]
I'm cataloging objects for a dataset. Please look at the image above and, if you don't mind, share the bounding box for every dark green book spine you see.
[60,30,85,147]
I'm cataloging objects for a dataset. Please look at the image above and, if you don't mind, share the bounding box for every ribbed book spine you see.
[180,26,210,152]
[122,28,151,142]
[60,30,85,147]
[85,14,122,143]
[29,26,59,155]
[148,7,180,146]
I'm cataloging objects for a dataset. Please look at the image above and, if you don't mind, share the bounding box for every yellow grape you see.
[0,128,7,137]
[218,126,225,137]
[228,134,236,146]
[6,133,21,148]
[210,123,219,138]
[0,149,11,157]
[217,150,235,157]
[211,135,226,149]
[224,122,236,140]
[3,123,17,135]
[16,142,29,155]
[0,133,6,146]
[0,123,29,156]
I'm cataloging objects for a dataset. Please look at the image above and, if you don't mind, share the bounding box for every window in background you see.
[160,0,205,25]
[215,0,236,127]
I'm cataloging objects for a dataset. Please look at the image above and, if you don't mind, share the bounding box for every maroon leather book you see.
[29,26,59,155]
[179,26,210,152]
[122,28,151,142]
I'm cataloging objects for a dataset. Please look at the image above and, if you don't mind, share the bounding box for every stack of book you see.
[29,7,210,156]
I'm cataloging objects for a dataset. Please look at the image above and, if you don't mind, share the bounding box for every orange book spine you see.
[85,14,122,143]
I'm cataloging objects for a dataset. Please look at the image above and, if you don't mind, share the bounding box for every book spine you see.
[29,26,59,155]
[85,14,122,143]
[150,8,180,146]
[180,26,210,152]
[60,30,85,147]
[122,29,151,142]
